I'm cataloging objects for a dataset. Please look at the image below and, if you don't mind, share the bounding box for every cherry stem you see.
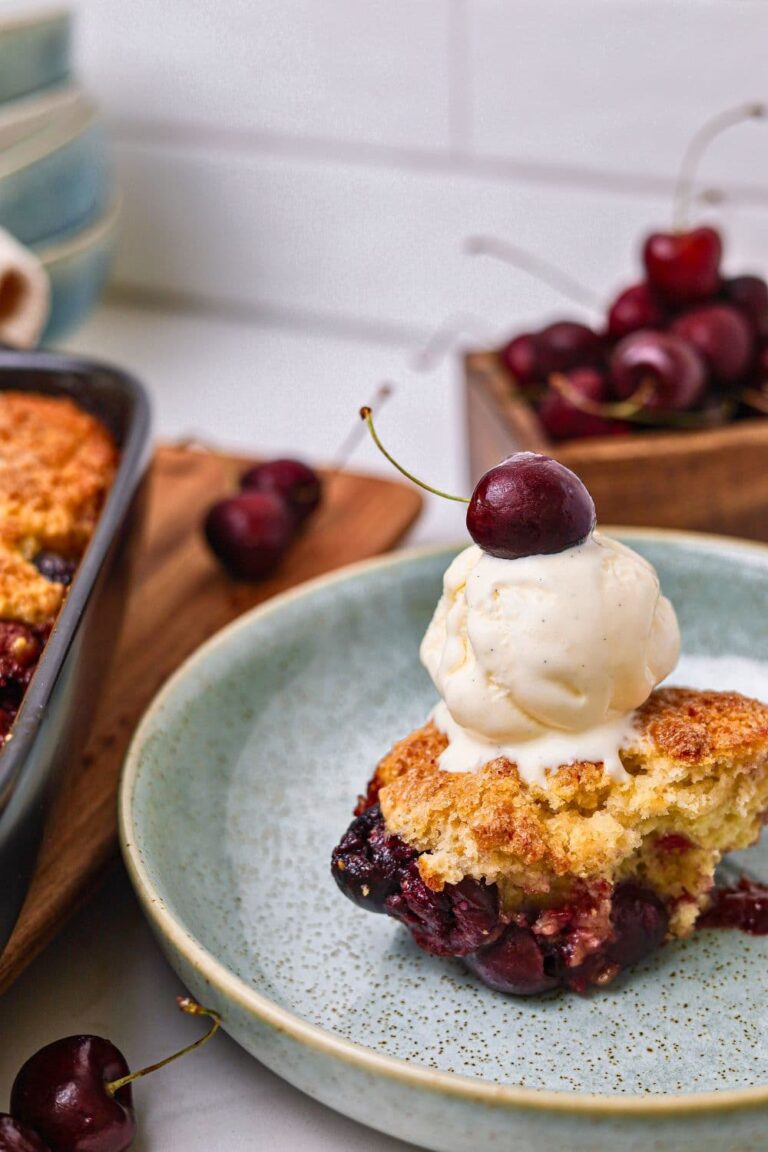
[465,235,602,311]
[106,997,221,1097]
[331,381,394,474]
[412,312,497,373]
[360,406,469,503]
[549,373,655,418]
[673,102,766,230]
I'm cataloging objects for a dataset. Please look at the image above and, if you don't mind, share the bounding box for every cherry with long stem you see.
[549,373,733,429]
[673,102,765,230]
[412,312,499,373]
[360,406,469,503]
[331,382,394,474]
[10,997,223,1152]
[465,235,602,311]
[548,374,655,419]
[106,997,221,1097]
[360,407,597,559]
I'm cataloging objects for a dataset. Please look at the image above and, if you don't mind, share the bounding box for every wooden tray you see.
[0,445,421,994]
[466,350,768,541]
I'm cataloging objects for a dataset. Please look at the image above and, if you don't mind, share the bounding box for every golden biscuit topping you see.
[0,391,117,561]
[375,688,768,936]
[0,391,116,747]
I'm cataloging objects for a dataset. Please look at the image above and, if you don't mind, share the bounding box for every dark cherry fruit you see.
[331,803,417,913]
[724,274,768,340]
[643,226,722,305]
[385,861,503,957]
[538,368,629,442]
[604,883,669,969]
[11,1036,134,1152]
[240,458,322,527]
[610,330,706,410]
[33,552,77,586]
[465,881,668,995]
[9,1001,220,1152]
[332,803,502,952]
[500,333,540,386]
[0,1115,51,1152]
[606,282,665,340]
[534,321,602,374]
[467,452,596,560]
[670,303,753,386]
[465,925,558,995]
[204,491,294,580]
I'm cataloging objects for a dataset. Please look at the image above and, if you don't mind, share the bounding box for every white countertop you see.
[0,301,467,1151]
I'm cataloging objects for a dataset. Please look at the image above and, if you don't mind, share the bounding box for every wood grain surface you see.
[0,445,422,994]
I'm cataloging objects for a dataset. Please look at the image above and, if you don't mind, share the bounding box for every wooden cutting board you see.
[0,445,422,994]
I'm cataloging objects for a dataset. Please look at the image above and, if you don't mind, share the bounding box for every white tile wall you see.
[112,139,768,338]
[75,0,455,152]
[469,0,768,188]
[69,0,768,343]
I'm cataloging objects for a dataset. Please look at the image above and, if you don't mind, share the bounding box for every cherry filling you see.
[331,804,418,913]
[385,861,503,957]
[0,620,48,744]
[331,804,670,994]
[699,877,768,935]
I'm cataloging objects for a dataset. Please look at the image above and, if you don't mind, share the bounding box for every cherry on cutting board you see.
[204,456,323,580]
[240,458,322,526]
[8,998,220,1152]
[467,452,595,559]
[204,490,294,580]
[610,330,706,410]
[0,1115,51,1152]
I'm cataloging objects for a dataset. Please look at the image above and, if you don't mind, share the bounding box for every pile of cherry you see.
[204,457,322,580]
[0,997,218,1152]
[502,224,768,442]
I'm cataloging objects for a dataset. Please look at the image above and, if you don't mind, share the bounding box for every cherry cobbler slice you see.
[333,689,768,994]
[331,447,768,995]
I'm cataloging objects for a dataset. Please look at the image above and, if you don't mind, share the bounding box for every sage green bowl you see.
[120,532,768,1152]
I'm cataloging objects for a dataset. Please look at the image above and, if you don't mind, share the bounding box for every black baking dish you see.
[0,348,150,952]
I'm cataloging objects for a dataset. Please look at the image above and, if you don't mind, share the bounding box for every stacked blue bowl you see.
[0,8,117,344]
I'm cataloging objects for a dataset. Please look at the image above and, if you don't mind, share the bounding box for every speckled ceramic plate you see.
[120,532,768,1152]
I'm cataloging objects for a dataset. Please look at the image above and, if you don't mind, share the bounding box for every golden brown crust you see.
[0,392,116,626]
[375,687,768,935]
[0,545,64,624]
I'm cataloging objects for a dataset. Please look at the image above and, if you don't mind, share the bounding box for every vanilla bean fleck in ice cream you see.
[420,531,680,783]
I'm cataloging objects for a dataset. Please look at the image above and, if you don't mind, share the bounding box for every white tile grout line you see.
[103,283,431,350]
[110,115,768,210]
[447,0,472,160]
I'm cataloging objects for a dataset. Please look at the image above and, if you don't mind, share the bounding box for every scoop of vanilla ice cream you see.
[420,531,680,770]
